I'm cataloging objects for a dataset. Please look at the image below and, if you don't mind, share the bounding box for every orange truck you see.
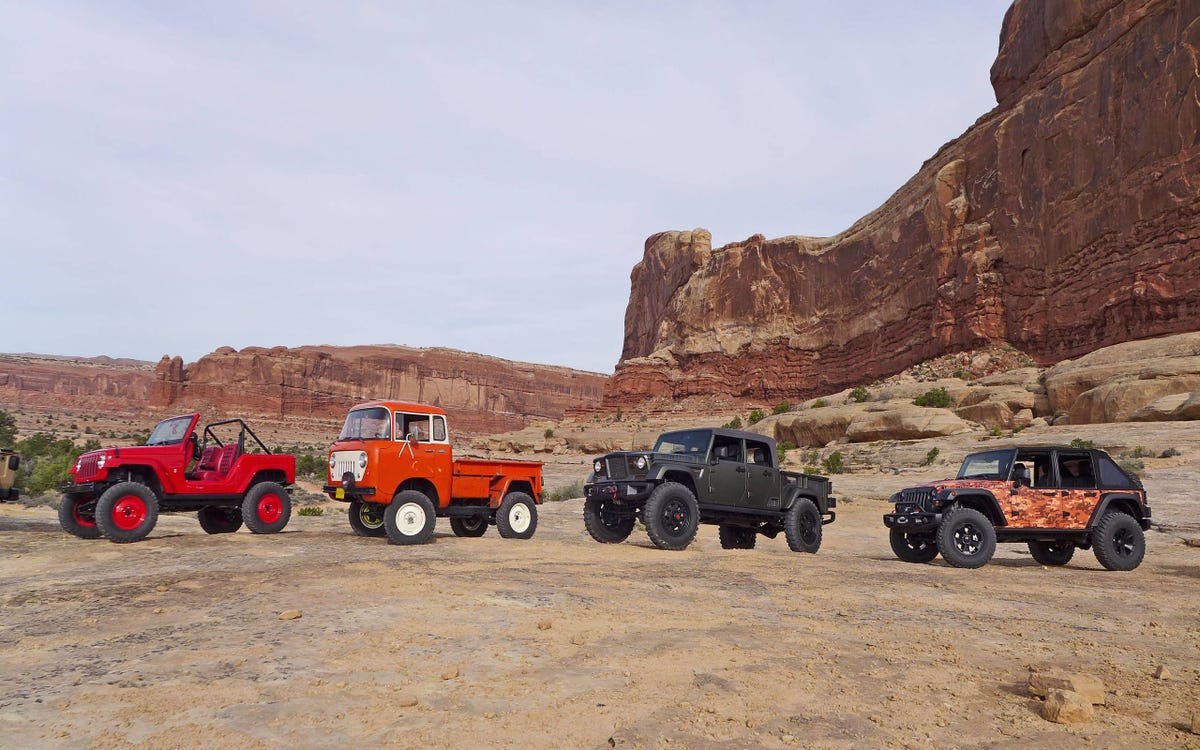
[323,400,543,545]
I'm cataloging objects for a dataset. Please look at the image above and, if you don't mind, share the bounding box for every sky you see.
[1,1,1013,374]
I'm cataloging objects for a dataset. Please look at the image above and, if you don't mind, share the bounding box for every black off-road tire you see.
[785,497,823,553]
[718,524,757,550]
[450,516,489,537]
[496,492,538,540]
[584,494,635,543]
[890,528,939,563]
[642,482,699,551]
[241,482,292,534]
[95,481,160,544]
[198,506,243,534]
[1028,540,1075,566]
[1092,512,1145,571]
[936,506,996,569]
[348,499,387,537]
[384,490,437,545]
[58,494,102,539]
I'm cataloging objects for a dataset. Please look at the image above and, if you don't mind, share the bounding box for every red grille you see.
[76,454,101,480]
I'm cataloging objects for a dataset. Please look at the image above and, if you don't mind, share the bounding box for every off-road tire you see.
[785,497,822,553]
[58,494,101,539]
[584,494,635,543]
[198,506,243,534]
[1028,540,1075,566]
[95,481,160,544]
[242,482,292,534]
[348,499,387,537]
[496,492,538,540]
[718,524,757,550]
[642,482,699,551]
[450,516,489,537]
[936,506,996,568]
[384,490,437,545]
[890,528,939,563]
[1092,512,1145,571]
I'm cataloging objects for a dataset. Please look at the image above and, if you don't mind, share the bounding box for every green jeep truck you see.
[583,428,836,551]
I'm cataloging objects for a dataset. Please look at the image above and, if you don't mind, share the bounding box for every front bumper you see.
[883,510,941,530]
[323,481,377,502]
[584,481,655,505]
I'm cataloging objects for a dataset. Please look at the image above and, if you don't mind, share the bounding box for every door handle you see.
[1040,491,1057,497]
[735,466,747,473]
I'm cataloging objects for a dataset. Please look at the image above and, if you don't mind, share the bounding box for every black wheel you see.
[198,506,243,534]
[95,481,159,543]
[58,494,101,539]
[583,494,635,543]
[642,482,698,551]
[450,516,489,537]
[496,492,538,540]
[384,490,437,545]
[348,499,387,537]
[1028,540,1075,566]
[1092,512,1145,571]
[241,482,292,534]
[936,506,996,568]
[785,497,822,553]
[890,528,939,563]
[718,524,757,550]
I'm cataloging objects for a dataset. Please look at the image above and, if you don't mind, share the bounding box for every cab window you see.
[746,439,773,468]
[398,414,432,442]
[711,435,743,463]
[1057,452,1096,489]
[1014,451,1052,487]
[432,416,447,442]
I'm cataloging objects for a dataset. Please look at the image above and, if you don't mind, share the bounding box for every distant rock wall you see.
[606,0,1200,407]
[0,354,155,413]
[150,345,608,434]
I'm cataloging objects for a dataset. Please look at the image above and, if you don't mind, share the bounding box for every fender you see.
[1086,493,1149,529]
[945,490,1006,527]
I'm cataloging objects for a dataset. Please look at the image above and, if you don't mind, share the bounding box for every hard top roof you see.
[350,400,448,416]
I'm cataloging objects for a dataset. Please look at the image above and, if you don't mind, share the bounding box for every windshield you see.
[338,407,392,441]
[653,429,712,456]
[957,449,1015,480]
[146,416,192,446]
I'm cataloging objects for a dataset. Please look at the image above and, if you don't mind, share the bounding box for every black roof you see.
[659,427,775,445]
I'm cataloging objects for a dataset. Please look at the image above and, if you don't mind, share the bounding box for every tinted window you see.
[957,450,1014,480]
[653,430,711,455]
[1097,454,1137,489]
[1057,452,1096,489]
[746,440,772,467]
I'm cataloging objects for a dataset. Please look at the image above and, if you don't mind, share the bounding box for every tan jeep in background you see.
[0,449,19,502]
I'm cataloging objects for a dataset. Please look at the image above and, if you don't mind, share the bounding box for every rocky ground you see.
[3,424,1199,749]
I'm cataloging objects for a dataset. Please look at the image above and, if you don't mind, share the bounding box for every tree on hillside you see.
[0,410,16,448]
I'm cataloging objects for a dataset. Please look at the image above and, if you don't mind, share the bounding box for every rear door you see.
[744,438,780,510]
[1053,450,1099,529]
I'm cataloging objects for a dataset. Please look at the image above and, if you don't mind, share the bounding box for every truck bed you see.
[451,457,542,504]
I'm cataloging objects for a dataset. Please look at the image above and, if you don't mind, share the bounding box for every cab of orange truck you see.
[324,400,542,545]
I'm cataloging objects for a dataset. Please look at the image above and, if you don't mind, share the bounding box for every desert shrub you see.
[804,449,821,465]
[1130,446,1151,458]
[1159,447,1181,458]
[747,409,765,426]
[773,401,791,415]
[913,387,952,408]
[723,416,743,430]
[989,427,1002,437]
[12,433,102,496]
[295,453,328,479]
[543,428,554,439]
[811,399,829,409]
[921,447,940,466]
[848,387,870,403]
[297,506,324,517]
[1070,438,1096,449]
[821,451,845,475]
[777,441,797,464]
[546,482,583,502]
[952,369,970,380]
[1118,458,1144,478]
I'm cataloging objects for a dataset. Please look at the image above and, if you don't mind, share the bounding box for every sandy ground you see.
[3,457,1200,750]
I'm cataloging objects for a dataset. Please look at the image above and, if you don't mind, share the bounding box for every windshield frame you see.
[337,406,393,441]
[956,449,1016,481]
[652,429,713,457]
[146,415,194,446]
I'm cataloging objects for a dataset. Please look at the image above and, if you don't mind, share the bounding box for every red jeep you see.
[60,414,296,543]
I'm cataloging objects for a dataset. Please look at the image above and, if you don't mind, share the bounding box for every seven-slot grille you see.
[76,454,101,480]
[899,488,934,511]
[605,457,628,480]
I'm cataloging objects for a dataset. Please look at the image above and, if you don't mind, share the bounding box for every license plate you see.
[335,488,345,499]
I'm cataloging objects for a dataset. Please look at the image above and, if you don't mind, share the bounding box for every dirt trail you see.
[2,471,1199,749]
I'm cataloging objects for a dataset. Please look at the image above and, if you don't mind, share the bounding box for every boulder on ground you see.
[1040,689,1094,724]
[1028,670,1106,705]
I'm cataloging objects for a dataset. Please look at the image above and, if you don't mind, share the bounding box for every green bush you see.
[1130,446,1151,459]
[747,409,765,426]
[773,401,791,415]
[913,387,951,408]
[1070,438,1096,449]
[13,433,102,496]
[1160,447,1181,458]
[297,506,324,517]
[804,449,821,465]
[811,399,828,409]
[723,416,743,430]
[543,428,555,439]
[546,482,583,502]
[989,427,1002,437]
[848,387,870,403]
[921,447,940,466]
[295,453,328,479]
[821,451,845,475]
[776,441,797,464]
[1118,458,1144,478]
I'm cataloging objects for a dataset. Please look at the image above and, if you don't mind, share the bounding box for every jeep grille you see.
[900,488,934,507]
[606,458,628,480]
[76,454,101,480]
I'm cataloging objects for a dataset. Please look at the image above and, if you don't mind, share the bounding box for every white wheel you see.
[496,492,537,539]
[384,490,436,545]
[507,503,531,533]
[394,502,427,535]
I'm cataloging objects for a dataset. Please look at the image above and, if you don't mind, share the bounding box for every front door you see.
[1006,449,1056,528]
[707,434,747,505]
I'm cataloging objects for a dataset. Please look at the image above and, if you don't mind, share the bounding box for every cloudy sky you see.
[2,1,1012,374]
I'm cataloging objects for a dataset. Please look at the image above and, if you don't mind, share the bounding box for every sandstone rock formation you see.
[150,345,607,434]
[605,0,1200,408]
[0,354,156,413]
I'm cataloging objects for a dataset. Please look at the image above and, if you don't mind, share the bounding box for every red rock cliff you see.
[606,0,1200,407]
[151,344,607,434]
[0,354,156,413]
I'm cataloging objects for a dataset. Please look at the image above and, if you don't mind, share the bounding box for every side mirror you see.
[7,455,18,471]
[709,456,719,466]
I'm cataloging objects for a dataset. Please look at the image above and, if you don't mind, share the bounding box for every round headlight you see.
[594,460,603,473]
[358,452,368,469]
[329,455,337,471]
[635,455,647,470]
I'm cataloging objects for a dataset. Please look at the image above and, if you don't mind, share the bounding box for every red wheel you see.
[110,494,149,531]
[58,494,101,539]
[241,482,292,534]
[257,493,283,524]
[95,481,159,543]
